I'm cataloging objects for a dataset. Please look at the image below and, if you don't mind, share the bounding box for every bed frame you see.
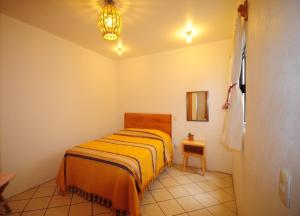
[124,113,172,138]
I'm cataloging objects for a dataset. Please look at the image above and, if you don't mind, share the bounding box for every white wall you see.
[233,1,300,215]
[0,14,117,196]
[117,40,233,173]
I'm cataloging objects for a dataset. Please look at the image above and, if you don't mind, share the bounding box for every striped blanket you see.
[56,128,173,216]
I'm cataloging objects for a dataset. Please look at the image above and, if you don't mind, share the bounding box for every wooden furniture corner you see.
[0,173,15,213]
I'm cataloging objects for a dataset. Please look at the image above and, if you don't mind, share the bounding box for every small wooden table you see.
[0,173,15,213]
[181,139,206,175]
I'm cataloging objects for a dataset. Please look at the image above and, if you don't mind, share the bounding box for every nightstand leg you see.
[186,157,189,168]
[0,195,11,213]
[182,156,186,170]
[201,157,206,176]
[183,156,187,170]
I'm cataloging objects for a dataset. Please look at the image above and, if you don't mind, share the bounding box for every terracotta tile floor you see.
[1,165,237,216]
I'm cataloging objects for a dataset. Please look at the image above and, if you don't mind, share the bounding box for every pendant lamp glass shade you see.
[98,2,122,41]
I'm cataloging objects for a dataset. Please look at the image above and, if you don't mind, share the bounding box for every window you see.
[239,45,246,122]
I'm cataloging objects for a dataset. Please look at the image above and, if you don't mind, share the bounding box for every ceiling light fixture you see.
[117,47,122,56]
[98,0,122,41]
[184,22,196,43]
[185,30,193,43]
[116,42,123,56]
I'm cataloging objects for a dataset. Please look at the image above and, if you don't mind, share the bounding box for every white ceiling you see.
[0,0,237,59]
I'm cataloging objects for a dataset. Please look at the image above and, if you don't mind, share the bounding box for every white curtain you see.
[221,17,245,151]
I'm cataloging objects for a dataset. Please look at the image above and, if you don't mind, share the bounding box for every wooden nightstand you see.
[0,173,15,214]
[181,139,206,175]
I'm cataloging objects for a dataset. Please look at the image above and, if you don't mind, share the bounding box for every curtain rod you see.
[238,0,248,21]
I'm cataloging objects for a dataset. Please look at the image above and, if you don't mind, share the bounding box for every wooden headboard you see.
[124,113,172,137]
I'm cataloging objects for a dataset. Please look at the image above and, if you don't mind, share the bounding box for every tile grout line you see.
[149,169,236,216]
[155,178,175,216]
[160,175,234,197]
[148,186,228,212]
[173,196,189,214]
[158,174,189,216]
[19,185,40,215]
[42,185,57,216]
[67,192,74,216]
[11,182,57,215]
[9,169,235,216]
[155,198,168,216]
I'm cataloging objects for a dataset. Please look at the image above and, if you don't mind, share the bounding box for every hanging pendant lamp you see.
[98,0,122,41]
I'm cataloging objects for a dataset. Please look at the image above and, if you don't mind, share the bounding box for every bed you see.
[56,113,173,216]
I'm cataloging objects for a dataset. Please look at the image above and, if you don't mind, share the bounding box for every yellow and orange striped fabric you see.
[56,128,173,216]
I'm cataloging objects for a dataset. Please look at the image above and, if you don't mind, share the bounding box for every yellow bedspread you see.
[56,128,173,216]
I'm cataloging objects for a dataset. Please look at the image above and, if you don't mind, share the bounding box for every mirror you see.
[186,91,209,121]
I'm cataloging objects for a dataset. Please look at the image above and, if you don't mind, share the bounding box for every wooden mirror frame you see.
[186,91,209,122]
